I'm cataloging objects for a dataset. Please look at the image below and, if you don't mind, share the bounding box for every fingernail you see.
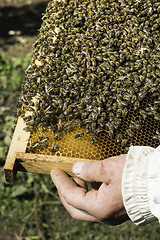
[72,161,85,176]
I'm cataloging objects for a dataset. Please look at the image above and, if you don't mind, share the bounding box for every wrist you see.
[122,146,158,226]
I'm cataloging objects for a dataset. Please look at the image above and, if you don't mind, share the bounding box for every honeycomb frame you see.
[4,94,160,183]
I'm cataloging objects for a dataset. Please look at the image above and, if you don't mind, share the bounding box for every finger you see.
[72,154,126,183]
[60,191,129,225]
[50,169,116,221]
[51,169,78,190]
[51,170,121,222]
[73,177,88,190]
[59,192,99,222]
[51,169,100,214]
[72,160,110,183]
[50,169,89,207]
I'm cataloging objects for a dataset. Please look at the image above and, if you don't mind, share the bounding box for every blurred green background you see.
[0,1,159,239]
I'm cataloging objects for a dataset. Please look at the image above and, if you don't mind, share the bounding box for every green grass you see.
[0,53,32,91]
[0,53,160,240]
[0,53,32,164]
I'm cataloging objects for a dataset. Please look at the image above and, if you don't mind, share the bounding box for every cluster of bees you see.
[17,0,160,153]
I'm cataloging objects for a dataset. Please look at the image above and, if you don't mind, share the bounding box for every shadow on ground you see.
[0,2,49,38]
[0,1,49,57]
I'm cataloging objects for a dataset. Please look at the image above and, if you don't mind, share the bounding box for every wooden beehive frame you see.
[4,116,96,183]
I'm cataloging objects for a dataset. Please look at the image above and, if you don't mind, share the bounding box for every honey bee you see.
[81,112,88,119]
[25,107,35,112]
[126,129,134,138]
[39,124,45,132]
[101,112,106,121]
[123,93,131,102]
[116,109,122,118]
[31,141,39,148]
[54,132,62,141]
[90,135,96,145]
[23,126,31,132]
[51,142,59,154]
[74,133,84,139]
[108,123,115,138]
[86,124,91,134]
[64,121,73,132]
[91,122,96,132]
[134,121,141,130]
[109,112,114,121]
[39,136,49,142]
[131,95,137,104]
[139,110,147,119]
[57,119,62,131]
[121,138,129,147]
[23,115,32,122]
[152,135,160,141]
[154,115,160,121]
[116,134,123,143]
[121,108,128,117]
[114,118,122,130]
[76,119,83,128]
[134,101,140,110]
[152,92,159,97]
[39,142,48,147]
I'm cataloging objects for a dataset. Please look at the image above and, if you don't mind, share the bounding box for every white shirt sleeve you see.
[122,145,160,226]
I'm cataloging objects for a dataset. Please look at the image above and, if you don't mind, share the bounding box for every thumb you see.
[72,160,111,183]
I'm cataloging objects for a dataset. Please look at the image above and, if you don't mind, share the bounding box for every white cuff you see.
[122,145,160,226]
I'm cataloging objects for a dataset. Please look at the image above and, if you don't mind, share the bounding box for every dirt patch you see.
[0,222,15,240]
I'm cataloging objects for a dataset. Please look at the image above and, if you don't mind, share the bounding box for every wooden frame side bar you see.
[4,117,30,183]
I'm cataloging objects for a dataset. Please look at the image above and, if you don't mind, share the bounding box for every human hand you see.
[50,154,129,225]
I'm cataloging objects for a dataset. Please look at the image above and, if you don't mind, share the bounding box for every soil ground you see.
[0,0,49,239]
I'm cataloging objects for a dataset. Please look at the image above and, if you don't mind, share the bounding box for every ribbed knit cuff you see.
[122,146,157,226]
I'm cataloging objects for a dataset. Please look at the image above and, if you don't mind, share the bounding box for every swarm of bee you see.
[17,0,160,156]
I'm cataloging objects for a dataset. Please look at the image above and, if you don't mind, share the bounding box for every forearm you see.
[122,145,160,226]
